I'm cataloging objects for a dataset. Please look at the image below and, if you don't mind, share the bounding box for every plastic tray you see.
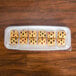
[4,26,71,51]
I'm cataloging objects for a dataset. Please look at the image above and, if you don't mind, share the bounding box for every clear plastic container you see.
[4,26,71,51]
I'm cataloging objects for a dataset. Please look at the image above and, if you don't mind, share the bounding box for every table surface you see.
[0,0,76,76]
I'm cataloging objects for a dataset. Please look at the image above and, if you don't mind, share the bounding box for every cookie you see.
[38,31,46,38]
[47,38,55,46]
[47,31,55,38]
[57,31,66,38]
[29,38,37,45]
[10,37,18,45]
[10,30,19,38]
[29,31,37,38]
[20,30,28,38]
[38,38,46,45]
[57,38,65,46]
[19,37,27,44]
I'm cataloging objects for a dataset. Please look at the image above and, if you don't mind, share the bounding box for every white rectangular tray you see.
[4,26,71,51]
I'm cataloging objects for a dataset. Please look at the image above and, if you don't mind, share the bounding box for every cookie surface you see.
[10,37,18,45]
[47,31,55,38]
[47,38,55,46]
[19,37,27,44]
[29,31,37,38]
[38,38,46,45]
[29,38,37,45]
[38,31,46,38]
[57,31,66,38]
[10,30,19,38]
[20,30,28,38]
[57,38,65,46]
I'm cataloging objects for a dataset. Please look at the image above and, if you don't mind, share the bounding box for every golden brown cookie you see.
[10,30,19,38]
[29,31,37,38]
[29,38,37,45]
[47,31,55,38]
[19,37,27,44]
[10,37,18,45]
[57,31,66,38]
[38,31,46,38]
[38,38,46,45]
[20,30,28,38]
[47,38,55,46]
[57,38,65,46]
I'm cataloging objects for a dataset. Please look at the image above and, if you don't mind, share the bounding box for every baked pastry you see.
[47,31,55,38]
[38,31,46,38]
[10,30,19,38]
[20,30,28,38]
[38,38,46,45]
[29,38,37,45]
[29,31,37,38]
[57,38,65,46]
[19,37,27,44]
[57,31,66,38]
[10,37,18,45]
[47,38,55,46]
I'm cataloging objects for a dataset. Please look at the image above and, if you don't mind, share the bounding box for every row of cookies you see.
[10,30,66,46]
[10,30,66,38]
[10,37,66,46]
